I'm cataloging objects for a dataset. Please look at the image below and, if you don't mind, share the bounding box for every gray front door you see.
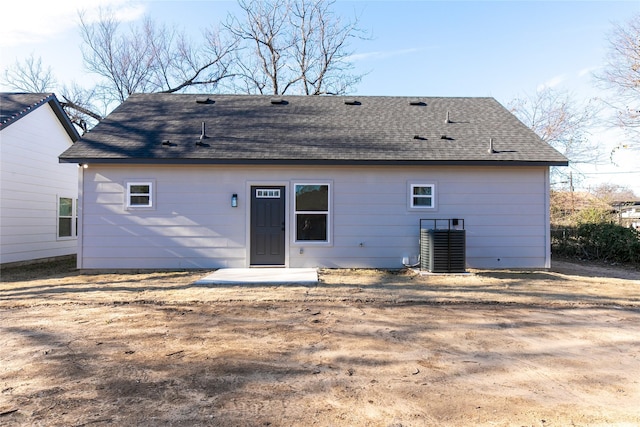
[250,186,286,265]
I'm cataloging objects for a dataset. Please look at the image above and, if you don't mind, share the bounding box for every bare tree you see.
[225,0,295,94]
[3,1,366,132]
[291,0,364,95]
[225,0,365,95]
[592,182,637,202]
[2,54,103,132]
[3,53,57,93]
[78,11,156,103]
[79,8,239,105]
[3,8,240,133]
[510,87,600,188]
[58,83,105,133]
[595,13,640,152]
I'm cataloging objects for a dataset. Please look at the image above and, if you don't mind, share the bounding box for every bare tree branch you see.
[510,88,601,188]
[292,0,365,95]
[225,0,295,94]
[594,13,640,153]
[1,54,100,134]
[58,83,108,134]
[159,25,240,93]
[79,8,238,103]
[225,0,365,95]
[2,53,57,92]
[3,1,367,135]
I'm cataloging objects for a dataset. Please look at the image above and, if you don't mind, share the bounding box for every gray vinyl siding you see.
[78,164,550,269]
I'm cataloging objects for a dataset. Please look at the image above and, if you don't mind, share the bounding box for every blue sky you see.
[1,0,639,194]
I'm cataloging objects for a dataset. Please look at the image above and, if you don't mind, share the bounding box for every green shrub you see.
[573,206,616,225]
[551,222,640,266]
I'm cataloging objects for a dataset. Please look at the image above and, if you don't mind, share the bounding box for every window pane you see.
[130,195,150,206]
[296,185,328,211]
[413,186,432,196]
[256,189,280,198]
[413,197,432,207]
[296,214,327,241]
[59,218,72,237]
[59,198,72,216]
[130,185,150,194]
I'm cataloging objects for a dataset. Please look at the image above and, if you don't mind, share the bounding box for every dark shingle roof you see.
[0,93,80,142]
[59,93,568,166]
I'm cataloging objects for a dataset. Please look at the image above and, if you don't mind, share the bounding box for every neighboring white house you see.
[614,200,640,230]
[1,93,80,265]
[59,94,568,270]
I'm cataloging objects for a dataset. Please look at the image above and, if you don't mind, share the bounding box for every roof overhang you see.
[47,96,81,143]
[59,157,569,167]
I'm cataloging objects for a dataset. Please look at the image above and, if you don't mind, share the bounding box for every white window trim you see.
[409,183,436,210]
[293,182,332,245]
[125,180,155,209]
[57,196,77,240]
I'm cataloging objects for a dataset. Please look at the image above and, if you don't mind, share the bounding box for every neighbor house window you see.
[58,197,77,238]
[126,182,153,208]
[410,184,435,209]
[295,184,330,242]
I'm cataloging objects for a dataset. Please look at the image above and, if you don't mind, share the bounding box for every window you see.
[410,184,435,209]
[295,184,330,242]
[126,182,153,208]
[256,189,281,198]
[58,197,77,238]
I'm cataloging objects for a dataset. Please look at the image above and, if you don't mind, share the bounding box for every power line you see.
[579,171,640,175]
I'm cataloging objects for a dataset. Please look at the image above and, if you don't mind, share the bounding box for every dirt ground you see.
[1,259,639,427]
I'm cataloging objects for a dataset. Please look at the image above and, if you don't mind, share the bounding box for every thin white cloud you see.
[536,74,567,92]
[347,47,427,62]
[0,0,146,47]
[578,65,601,78]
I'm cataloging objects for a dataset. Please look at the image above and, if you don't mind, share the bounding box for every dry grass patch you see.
[1,259,639,426]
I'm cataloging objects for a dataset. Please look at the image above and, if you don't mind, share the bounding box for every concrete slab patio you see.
[194,268,318,285]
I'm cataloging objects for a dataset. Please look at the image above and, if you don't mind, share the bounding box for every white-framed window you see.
[410,183,435,209]
[126,181,154,208]
[58,196,77,238]
[294,183,330,243]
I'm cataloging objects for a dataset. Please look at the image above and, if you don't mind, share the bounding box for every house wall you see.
[0,104,78,264]
[78,164,551,269]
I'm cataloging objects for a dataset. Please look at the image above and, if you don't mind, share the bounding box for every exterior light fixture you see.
[231,193,238,207]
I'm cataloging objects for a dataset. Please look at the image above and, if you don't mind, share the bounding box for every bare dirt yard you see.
[1,259,639,427]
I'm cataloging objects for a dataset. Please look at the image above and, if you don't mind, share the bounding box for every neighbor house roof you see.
[0,93,80,142]
[59,93,568,166]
